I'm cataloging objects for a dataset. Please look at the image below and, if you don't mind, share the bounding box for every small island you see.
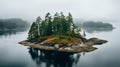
[19,12,107,53]
[75,21,115,33]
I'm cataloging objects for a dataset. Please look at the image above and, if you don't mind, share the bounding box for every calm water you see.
[0,22,120,67]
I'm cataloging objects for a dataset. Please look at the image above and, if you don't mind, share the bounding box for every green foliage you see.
[28,12,81,40]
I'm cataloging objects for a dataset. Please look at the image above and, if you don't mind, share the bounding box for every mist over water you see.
[0,0,120,67]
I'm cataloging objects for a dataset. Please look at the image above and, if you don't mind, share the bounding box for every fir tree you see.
[27,22,38,40]
[35,16,42,36]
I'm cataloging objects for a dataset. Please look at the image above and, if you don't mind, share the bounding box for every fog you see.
[0,0,120,22]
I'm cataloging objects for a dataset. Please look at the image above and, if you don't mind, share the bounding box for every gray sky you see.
[0,0,120,22]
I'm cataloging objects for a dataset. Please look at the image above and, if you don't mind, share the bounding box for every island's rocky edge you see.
[19,38,107,53]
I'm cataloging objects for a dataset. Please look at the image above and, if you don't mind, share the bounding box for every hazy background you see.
[0,0,120,67]
[0,0,120,22]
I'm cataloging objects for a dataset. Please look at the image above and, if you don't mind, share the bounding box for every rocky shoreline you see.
[19,38,107,53]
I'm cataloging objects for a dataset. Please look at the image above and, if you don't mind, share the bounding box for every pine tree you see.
[27,22,38,40]
[45,13,52,35]
[53,12,60,34]
[60,12,66,35]
[35,16,42,36]
[40,20,46,36]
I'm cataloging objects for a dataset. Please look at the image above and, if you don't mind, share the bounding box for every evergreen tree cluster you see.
[28,12,81,40]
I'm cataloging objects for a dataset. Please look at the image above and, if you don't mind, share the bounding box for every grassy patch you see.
[42,35,80,45]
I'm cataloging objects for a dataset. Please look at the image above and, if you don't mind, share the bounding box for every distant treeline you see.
[0,18,29,31]
[76,21,114,29]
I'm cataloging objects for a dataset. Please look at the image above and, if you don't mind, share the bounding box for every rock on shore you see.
[19,37,107,53]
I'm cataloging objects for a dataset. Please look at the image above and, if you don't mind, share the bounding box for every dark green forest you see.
[28,12,81,40]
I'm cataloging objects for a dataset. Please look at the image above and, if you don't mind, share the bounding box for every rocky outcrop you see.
[19,41,97,53]
[86,38,108,45]
[19,37,107,53]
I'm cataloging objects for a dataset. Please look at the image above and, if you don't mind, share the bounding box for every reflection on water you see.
[0,30,17,36]
[28,47,82,67]
[0,29,28,36]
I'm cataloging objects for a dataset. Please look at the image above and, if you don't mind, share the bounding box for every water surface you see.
[0,22,120,67]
